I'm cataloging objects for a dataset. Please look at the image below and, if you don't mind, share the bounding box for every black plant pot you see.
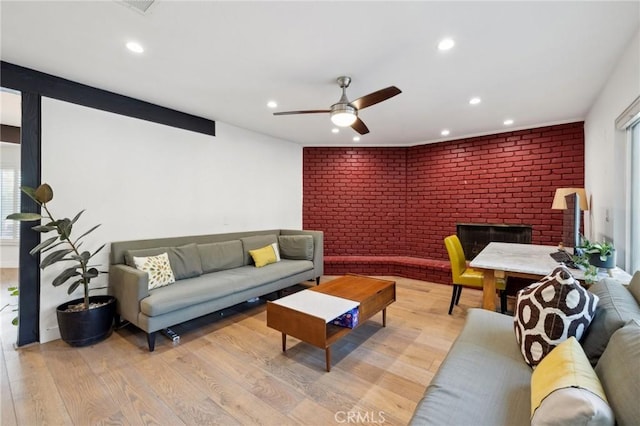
[56,295,116,347]
[588,250,615,269]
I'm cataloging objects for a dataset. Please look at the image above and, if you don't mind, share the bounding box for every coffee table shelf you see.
[266,274,396,372]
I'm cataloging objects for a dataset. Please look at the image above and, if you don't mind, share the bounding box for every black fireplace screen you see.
[456,223,532,260]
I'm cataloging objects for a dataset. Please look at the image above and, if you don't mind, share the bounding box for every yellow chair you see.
[444,235,507,314]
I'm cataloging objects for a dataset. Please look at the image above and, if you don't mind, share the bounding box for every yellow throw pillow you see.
[249,244,277,268]
[531,336,613,425]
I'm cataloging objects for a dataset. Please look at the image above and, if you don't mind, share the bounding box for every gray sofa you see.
[410,272,640,426]
[109,229,323,351]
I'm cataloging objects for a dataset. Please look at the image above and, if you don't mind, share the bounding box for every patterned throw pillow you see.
[133,252,176,290]
[514,265,599,366]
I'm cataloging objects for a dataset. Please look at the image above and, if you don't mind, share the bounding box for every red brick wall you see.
[303,148,407,255]
[303,122,585,261]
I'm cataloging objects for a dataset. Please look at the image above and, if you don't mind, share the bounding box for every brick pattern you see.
[304,122,585,274]
[303,148,407,256]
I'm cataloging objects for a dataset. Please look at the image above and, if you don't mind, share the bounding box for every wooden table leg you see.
[281,333,286,352]
[382,308,387,327]
[482,269,497,311]
[325,347,331,372]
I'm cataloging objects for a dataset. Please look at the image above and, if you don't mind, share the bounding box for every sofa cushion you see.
[514,266,598,366]
[125,244,203,280]
[133,252,175,290]
[197,240,244,273]
[278,235,314,260]
[140,259,313,317]
[627,270,640,304]
[531,337,613,426]
[581,278,640,365]
[240,234,278,265]
[169,243,203,279]
[249,244,279,268]
[410,309,532,426]
[595,320,640,426]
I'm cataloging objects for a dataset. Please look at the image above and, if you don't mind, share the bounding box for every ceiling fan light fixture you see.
[330,104,357,127]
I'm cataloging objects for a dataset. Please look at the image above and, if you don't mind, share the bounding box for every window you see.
[630,120,640,273]
[0,143,21,242]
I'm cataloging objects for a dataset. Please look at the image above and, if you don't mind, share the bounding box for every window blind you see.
[0,166,21,241]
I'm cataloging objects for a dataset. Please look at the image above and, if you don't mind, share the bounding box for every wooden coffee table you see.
[266,274,396,371]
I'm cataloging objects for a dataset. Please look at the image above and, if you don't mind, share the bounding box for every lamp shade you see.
[551,188,589,211]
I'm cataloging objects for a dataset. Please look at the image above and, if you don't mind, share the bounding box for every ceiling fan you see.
[273,76,401,135]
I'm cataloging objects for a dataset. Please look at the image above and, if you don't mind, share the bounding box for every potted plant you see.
[577,237,615,269]
[1,286,19,326]
[6,183,115,346]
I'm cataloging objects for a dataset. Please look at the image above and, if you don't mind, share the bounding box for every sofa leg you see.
[147,332,157,352]
[316,277,320,285]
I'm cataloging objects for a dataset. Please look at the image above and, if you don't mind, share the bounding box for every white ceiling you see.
[1,1,638,146]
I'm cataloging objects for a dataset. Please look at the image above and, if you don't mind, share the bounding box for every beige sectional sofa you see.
[109,229,323,351]
[410,272,640,425]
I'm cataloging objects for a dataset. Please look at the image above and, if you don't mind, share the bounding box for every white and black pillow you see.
[514,265,599,366]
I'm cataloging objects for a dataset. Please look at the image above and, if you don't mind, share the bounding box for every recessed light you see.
[469,97,481,105]
[441,129,450,136]
[332,128,339,134]
[438,38,455,51]
[353,136,360,142]
[503,119,514,126]
[267,101,278,109]
[126,41,144,53]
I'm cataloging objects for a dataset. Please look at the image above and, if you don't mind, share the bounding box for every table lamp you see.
[552,188,588,252]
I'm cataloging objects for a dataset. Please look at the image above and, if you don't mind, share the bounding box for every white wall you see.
[584,29,640,270]
[0,142,20,268]
[40,97,302,342]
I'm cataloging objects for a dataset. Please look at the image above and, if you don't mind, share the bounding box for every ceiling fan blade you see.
[273,110,330,116]
[351,117,370,135]
[351,86,402,110]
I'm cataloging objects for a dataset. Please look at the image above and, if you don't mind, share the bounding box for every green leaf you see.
[52,267,81,287]
[34,184,53,204]
[20,186,39,204]
[70,210,85,225]
[28,236,59,256]
[41,240,65,253]
[31,225,57,233]
[57,219,72,240]
[74,224,101,243]
[82,268,99,280]
[67,279,82,295]
[40,249,73,269]
[69,251,91,263]
[5,212,42,221]
[90,244,106,259]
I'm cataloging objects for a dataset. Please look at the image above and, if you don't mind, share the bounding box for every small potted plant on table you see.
[573,237,615,285]
[7,183,115,346]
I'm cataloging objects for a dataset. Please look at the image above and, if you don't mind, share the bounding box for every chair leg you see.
[448,285,460,315]
[500,290,507,314]
[455,285,462,305]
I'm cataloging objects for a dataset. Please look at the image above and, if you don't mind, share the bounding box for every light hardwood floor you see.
[0,272,481,425]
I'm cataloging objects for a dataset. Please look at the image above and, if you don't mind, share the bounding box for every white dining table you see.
[469,242,632,311]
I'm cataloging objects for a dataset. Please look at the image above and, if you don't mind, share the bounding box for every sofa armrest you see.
[108,264,150,326]
[281,229,324,278]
